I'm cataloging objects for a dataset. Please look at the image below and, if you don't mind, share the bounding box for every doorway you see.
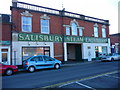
[0,47,10,65]
[2,52,8,63]
[67,44,82,62]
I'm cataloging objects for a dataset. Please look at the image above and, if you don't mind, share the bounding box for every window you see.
[79,28,83,36]
[31,57,39,61]
[43,56,50,61]
[43,56,55,61]
[102,28,106,38]
[39,56,43,61]
[94,27,98,37]
[22,16,32,32]
[66,27,70,35]
[22,47,50,60]
[41,19,49,34]
[71,22,77,35]
[102,46,107,54]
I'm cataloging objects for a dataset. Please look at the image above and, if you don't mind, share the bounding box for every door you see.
[2,52,8,64]
[0,63,2,73]
[88,51,92,61]
[75,45,82,62]
[43,56,55,68]
[30,56,46,69]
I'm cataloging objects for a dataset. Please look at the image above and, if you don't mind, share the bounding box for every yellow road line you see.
[35,70,120,89]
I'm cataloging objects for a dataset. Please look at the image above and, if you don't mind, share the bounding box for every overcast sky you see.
[0,0,119,34]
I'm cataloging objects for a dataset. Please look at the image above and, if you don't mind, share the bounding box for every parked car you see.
[101,53,120,62]
[0,62,18,76]
[23,55,62,72]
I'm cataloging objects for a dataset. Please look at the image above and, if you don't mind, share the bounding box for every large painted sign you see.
[18,33,63,42]
[0,41,11,45]
[18,33,108,43]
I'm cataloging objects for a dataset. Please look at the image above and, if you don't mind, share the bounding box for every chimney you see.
[12,0,18,7]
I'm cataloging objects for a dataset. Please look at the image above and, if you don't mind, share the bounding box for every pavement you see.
[18,60,101,71]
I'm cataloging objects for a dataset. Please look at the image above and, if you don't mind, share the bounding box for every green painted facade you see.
[18,33,108,43]
[0,41,11,45]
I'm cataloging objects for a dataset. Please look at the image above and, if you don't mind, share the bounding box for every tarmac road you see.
[2,60,120,89]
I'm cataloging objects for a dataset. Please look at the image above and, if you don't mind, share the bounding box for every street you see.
[2,60,120,89]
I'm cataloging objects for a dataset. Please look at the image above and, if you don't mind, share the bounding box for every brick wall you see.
[11,8,109,38]
[110,34,120,53]
[2,23,11,41]
[54,43,63,61]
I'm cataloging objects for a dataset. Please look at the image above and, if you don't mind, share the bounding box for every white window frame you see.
[41,19,50,34]
[22,16,32,32]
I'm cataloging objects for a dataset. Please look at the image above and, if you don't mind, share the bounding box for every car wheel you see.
[5,69,13,76]
[111,58,114,61]
[54,64,60,69]
[28,66,35,73]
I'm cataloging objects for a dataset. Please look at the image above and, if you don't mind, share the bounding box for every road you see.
[2,61,120,89]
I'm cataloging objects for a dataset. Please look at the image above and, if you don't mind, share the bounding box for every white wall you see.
[82,43,111,60]
[12,41,54,65]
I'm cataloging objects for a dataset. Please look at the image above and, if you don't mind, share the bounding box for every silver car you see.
[101,53,120,61]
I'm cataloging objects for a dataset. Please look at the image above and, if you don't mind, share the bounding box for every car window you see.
[49,57,55,61]
[43,56,50,61]
[38,56,43,61]
[31,57,39,61]
[43,56,53,61]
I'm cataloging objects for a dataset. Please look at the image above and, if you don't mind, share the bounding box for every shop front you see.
[12,33,62,65]
[12,32,110,65]
[64,36,111,62]
[0,41,11,65]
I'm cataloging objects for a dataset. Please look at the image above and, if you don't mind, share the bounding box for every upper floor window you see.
[22,16,32,32]
[71,22,77,35]
[41,19,49,34]
[79,28,83,36]
[102,25,106,38]
[21,11,32,32]
[66,27,70,35]
[40,14,50,34]
[94,26,98,37]
[102,28,106,38]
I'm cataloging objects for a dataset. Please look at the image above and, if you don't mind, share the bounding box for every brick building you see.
[0,14,12,65]
[7,0,111,65]
[110,33,120,54]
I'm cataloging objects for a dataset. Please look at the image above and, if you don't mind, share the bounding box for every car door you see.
[35,56,47,69]
[0,63,2,74]
[43,56,55,68]
[113,55,119,60]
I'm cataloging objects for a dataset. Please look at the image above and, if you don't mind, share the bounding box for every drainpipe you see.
[60,8,65,64]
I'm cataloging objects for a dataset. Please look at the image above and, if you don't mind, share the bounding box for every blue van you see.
[23,55,62,72]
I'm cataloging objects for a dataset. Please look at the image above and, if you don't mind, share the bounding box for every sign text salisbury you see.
[18,33,108,43]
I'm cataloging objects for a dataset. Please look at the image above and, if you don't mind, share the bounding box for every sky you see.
[0,0,119,34]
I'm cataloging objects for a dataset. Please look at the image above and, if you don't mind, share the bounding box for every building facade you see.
[10,1,110,65]
[110,33,120,54]
[0,14,12,65]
